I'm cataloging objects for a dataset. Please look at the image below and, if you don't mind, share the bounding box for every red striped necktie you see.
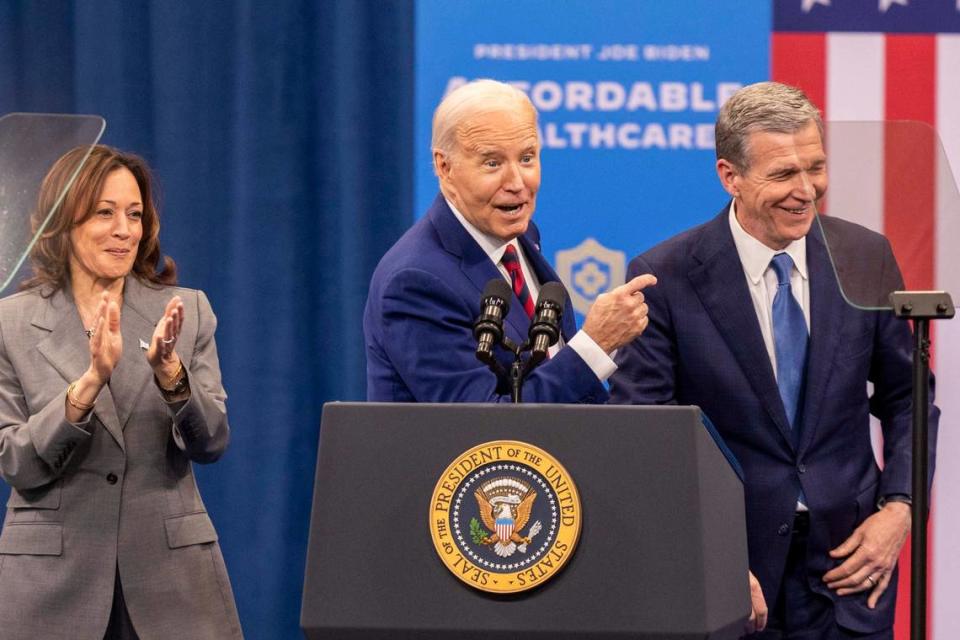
[501,244,535,319]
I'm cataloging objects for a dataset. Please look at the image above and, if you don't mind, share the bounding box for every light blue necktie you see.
[770,253,808,432]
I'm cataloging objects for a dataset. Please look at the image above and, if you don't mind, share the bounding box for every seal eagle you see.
[474,477,542,557]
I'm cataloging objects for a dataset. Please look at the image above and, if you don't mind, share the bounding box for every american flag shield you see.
[496,517,514,543]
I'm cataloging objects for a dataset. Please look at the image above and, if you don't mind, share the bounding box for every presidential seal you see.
[429,440,581,594]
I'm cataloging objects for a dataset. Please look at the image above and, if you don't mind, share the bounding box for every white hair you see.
[431,79,538,163]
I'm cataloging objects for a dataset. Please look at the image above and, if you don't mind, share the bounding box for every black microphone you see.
[528,281,566,364]
[473,279,511,364]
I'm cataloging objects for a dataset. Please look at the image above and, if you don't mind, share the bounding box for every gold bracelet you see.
[66,381,95,412]
[159,361,184,392]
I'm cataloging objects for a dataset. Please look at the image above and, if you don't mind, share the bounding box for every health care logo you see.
[429,440,581,594]
[555,237,626,316]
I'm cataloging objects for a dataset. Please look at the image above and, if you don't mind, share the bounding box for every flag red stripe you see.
[771,33,827,121]
[883,34,937,640]
[885,36,936,125]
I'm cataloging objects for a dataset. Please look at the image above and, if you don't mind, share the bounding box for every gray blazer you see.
[0,276,242,639]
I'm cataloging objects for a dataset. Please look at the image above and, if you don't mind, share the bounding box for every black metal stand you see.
[910,316,931,640]
[889,291,954,640]
[502,343,551,403]
[476,329,552,404]
[509,359,524,403]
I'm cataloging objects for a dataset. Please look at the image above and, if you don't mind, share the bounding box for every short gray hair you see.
[431,79,538,160]
[715,81,823,171]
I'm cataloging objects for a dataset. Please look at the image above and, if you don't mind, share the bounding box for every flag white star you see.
[879,0,908,13]
[801,0,831,12]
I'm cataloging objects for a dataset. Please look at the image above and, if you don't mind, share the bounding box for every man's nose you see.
[502,162,524,191]
[793,172,817,201]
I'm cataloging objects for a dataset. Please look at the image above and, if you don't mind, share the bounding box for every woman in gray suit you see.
[0,145,243,639]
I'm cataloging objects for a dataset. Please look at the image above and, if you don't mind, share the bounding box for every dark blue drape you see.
[0,1,413,637]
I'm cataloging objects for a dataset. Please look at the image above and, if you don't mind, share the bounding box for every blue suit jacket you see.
[364,194,608,403]
[609,206,938,633]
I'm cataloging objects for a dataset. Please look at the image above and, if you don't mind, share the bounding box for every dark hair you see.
[21,144,176,292]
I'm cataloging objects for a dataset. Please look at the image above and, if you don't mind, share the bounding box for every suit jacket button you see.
[798,464,806,473]
[777,523,790,536]
[106,473,118,485]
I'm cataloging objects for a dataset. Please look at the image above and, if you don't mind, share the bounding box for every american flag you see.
[773,2,960,638]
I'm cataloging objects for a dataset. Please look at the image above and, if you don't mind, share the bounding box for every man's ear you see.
[716,159,740,198]
[433,149,452,182]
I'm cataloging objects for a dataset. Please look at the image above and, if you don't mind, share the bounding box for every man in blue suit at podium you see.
[610,82,938,639]
[364,79,656,403]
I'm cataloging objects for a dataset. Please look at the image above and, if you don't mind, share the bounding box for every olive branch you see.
[469,517,490,544]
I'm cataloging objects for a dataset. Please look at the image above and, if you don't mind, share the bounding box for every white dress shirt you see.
[728,202,810,372]
[447,199,617,382]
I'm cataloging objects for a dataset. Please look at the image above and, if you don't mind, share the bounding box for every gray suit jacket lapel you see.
[111,277,161,431]
[34,288,125,449]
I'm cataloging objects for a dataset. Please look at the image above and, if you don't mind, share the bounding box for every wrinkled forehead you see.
[455,104,540,155]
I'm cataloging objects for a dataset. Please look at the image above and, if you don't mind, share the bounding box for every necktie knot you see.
[502,244,521,273]
[770,252,794,287]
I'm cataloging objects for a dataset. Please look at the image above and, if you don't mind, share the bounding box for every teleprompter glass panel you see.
[814,120,958,311]
[0,113,105,294]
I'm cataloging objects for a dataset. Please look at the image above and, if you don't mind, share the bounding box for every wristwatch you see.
[160,370,188,396]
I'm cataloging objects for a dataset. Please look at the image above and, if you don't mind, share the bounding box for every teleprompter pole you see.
[911,317,930,640]
[889,291,954,640]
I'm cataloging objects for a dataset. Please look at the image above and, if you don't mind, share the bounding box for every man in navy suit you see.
[364,79,655,403]
[610,82,937,638]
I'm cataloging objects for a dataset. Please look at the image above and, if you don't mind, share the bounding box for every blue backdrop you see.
[415,0,769,323]
[0,1,413,638]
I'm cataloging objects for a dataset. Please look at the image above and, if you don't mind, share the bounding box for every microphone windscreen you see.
[537,281,567,307]
[483,278,512,302]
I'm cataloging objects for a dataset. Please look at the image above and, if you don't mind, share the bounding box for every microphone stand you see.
[499,338,539,404]
[476,334,549,404]
[509,357,524,404]
[889,291,954,640]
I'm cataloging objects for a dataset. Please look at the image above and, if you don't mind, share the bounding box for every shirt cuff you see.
[877,493,912,509]
[567,331,618,382]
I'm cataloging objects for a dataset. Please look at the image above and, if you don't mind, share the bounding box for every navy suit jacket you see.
[609,206,938,633]
[364,194,608,403]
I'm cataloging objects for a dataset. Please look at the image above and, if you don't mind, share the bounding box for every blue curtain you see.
[0,1,413,637]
